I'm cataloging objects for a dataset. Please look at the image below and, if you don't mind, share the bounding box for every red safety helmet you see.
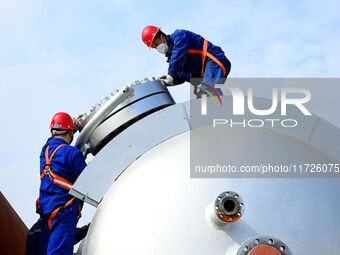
[50,112,74,130]
[141,25,161,48]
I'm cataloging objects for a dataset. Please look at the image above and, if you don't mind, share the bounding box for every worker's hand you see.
[194,83,210,97]
[73,114,85,133]
[159,75,174,86]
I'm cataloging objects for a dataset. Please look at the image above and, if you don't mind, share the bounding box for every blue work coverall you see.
[39,137,86,255]
[166,29,231,88]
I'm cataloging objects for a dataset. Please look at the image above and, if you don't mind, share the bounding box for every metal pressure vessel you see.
[72,79,340,255]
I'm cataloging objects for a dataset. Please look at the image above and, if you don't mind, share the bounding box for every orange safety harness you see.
[40,144,77,229]
[187,39,227,77]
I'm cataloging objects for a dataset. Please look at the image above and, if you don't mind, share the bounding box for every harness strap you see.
[47,197,75,229]
[40,144,66,179]
[40,144,72,189]
[187,38,227,77]
[39,143,79,229]
[201,39,208,77]
[46,144,66,165]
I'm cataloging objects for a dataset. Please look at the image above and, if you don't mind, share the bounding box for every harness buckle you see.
[44,170,54,182]
[44,164,51,170]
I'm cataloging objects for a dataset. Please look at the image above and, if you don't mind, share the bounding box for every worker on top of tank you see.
[141,26,231,96]
[34,112,86,255]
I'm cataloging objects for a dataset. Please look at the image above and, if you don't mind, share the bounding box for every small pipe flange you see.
[214,191,245,223]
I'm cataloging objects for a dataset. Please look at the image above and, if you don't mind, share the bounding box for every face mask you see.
[156,43,169,54]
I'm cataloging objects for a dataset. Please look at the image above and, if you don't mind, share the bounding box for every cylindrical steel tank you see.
[81,129,340,254]
[72,80,340,255]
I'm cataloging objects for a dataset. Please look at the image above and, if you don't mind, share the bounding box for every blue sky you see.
[1,0,340,228]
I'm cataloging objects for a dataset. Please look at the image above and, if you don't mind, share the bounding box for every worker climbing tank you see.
[70,79,340,254]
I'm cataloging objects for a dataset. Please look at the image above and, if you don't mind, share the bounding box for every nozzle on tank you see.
[214,191,245,223]
[236,236,292,255]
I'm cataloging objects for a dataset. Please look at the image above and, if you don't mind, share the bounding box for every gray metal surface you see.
[70,103,190,206]
[71,95,340,207]
[82,131,340,254]
[70,91,340,254]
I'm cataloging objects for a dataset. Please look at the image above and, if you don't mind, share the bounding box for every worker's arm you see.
[168,31,190,85]
[73,114,86,133]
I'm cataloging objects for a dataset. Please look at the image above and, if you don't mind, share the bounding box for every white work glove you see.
[73,114,86,133]
[159,75,174,86]
[194,83,210,96]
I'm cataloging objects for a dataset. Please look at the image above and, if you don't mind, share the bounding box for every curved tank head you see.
[81,126,340,254]
[72,83,340,255]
